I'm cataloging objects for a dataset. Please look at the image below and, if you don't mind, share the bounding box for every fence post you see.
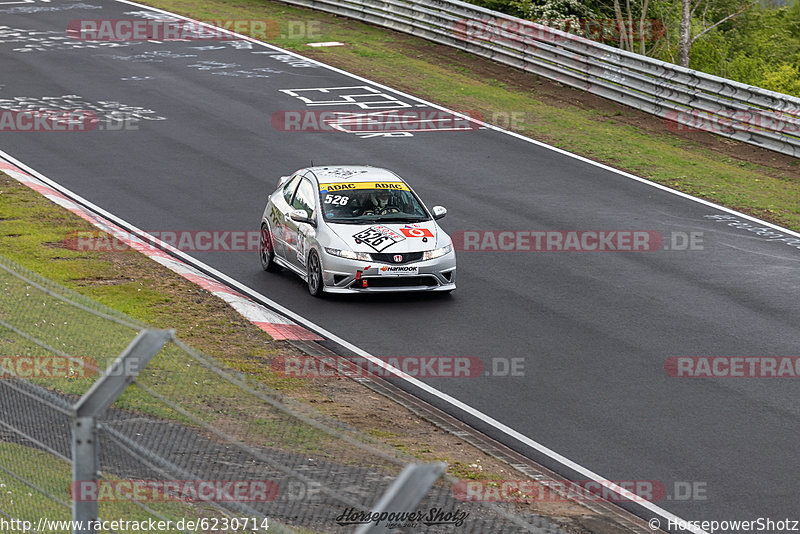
[355,462,447,534]
[71,329,173,534]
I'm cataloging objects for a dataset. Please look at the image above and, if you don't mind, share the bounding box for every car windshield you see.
[318,182,430,224]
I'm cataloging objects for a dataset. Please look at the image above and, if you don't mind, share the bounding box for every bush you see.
[760,63,800,95]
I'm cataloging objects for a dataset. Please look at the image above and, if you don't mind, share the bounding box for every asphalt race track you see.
[2,0,800,528]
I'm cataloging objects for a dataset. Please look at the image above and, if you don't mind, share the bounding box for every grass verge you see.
[0,172,606,531]
[0,442,229,534]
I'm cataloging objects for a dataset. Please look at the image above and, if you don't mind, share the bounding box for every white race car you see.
[260,165,456,296]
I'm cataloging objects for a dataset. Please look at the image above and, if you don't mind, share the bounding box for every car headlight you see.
[423,244,452,260]
[324,248,371,261]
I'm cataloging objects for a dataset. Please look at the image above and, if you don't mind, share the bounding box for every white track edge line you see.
[1,150,702,533]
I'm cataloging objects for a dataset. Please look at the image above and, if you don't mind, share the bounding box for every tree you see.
[610,0,655,54]
[676,0,757,67]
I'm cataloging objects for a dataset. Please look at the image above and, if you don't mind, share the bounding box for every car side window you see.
[292,179,316,218]
[282,175,301,204]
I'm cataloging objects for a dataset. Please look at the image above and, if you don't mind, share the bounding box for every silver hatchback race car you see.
[260,165,456,296]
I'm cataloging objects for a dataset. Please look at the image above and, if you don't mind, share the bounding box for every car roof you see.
[302,165,404,184]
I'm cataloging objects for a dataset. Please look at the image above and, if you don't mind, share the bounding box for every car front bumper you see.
[320,250,456,293]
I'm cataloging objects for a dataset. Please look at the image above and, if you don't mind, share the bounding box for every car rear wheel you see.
[260,223,280,272]
[306,250,324,297]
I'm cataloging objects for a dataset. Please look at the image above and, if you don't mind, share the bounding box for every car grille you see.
[361,276,438,288]
[369,252,424,264]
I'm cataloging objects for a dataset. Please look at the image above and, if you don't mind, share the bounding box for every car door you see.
[269,174,301,261]
[285,177,317,271]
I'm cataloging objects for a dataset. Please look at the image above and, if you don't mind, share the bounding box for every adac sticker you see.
[319,182,410,192]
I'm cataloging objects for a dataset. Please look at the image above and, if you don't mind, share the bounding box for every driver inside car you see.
[366,190,401,215]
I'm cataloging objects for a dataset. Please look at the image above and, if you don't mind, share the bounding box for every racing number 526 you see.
[324,195,349,206]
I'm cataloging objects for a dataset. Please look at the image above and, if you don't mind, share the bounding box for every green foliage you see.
[463,0,527,18]
[761,63,800,95]
[509,0,603,20]
[460,0,610,20]
[684,4,800,95]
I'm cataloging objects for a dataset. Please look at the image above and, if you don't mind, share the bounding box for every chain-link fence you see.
[0,254,567,533]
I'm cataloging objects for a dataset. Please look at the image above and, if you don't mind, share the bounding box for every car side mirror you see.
[278,175,291,187]
[290,209,316,227]
[431,206,447,220]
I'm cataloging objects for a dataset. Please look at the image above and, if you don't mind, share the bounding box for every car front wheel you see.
[260,223,280,272]
[306,250,324,297]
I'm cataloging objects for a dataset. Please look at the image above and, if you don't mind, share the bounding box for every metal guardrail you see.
[281,0,800,157]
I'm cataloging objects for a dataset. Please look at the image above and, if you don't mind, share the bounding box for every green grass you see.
[0,173,376,462]
[0,175,300,389]
[0,173,406,532]
[0,443,220,534]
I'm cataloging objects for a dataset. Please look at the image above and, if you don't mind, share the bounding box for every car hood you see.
[326,220,442,253]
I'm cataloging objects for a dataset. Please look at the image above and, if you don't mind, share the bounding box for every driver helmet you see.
[372,190,394,208]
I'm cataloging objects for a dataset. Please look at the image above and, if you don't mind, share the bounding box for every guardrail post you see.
[71,329,173,534]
